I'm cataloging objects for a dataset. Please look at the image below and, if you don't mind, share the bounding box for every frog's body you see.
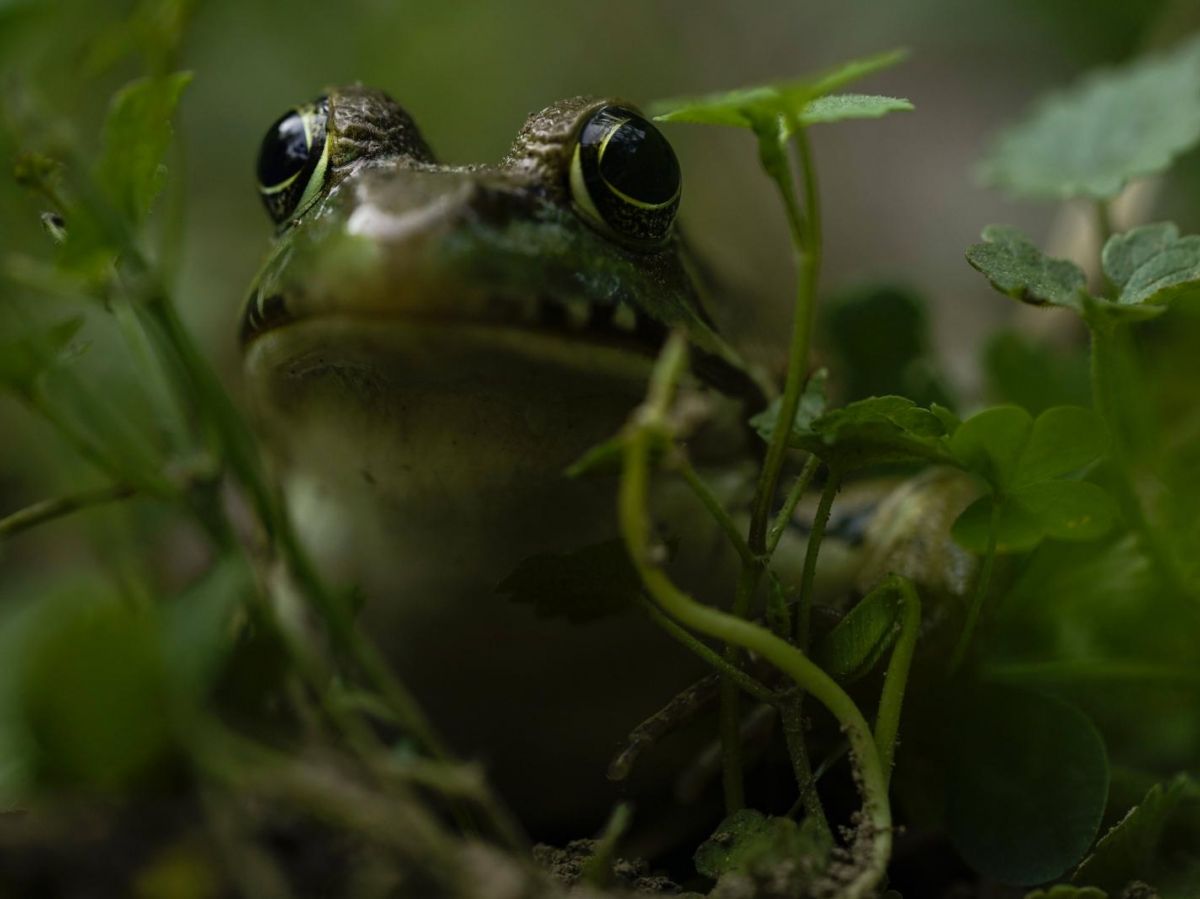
[242,87,765,832]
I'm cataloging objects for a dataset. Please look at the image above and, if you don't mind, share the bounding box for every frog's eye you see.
[569,105,681,246]
[256,97,330,224]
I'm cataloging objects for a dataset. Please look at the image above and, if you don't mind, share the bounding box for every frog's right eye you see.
[256,97,330,224]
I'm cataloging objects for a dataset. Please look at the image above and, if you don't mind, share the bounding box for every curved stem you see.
[619,364,891,895]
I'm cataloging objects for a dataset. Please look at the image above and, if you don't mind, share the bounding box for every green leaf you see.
[1025,887,1107,899]
[495,539,643,623]
[96,71,192,227]
[693,809,831,881]
[0,317,85,395]
[950,405,1033,489]
[824,284,953,407]
[161,557,251,696]
[794,93,913,126]
[748,368,827,442]
[966,225,1087,311]
[1074,774,1200,894]
[945,685,1109,886]
[952,494,1042,554]
[18,596,175,791]
[1012,480,1117,543]
[780,395,952,472]
[814,586,901,682]
[1013,406,1108,487]
[651,48,907,129]
[978,35,1200,199]
[1102,223,1200,309]
[983,331,1091,415]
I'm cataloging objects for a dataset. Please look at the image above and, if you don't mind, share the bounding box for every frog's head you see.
[241,85,765,403]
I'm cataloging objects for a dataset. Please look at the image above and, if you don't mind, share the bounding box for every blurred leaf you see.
[96,71,191,228]
[496,539,642,623]
[693,808,831,881]
[950,405,1033,489]
[19,596,175,791]
[824,284,954,407]
[814,585,901,682]
[966,225,1087,311]
[0,317,84,395]
[1074,774,1200,894]
[777,395,952,472]
[983,331,1091,414]
[652,48,907,129]
[945,685,1109,886]
[1102,223,1200,309]
[952,494,1043,554]
[161,557,250,696]
[1013,480,1117,543]
[978,35,1200,199]
[748,368,827,442]
[1014,406,1107,487]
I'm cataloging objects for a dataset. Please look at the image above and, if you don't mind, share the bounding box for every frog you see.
[241,85,771,835]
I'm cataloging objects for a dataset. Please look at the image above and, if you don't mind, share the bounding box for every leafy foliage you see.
[949,405,1116,553]
[944,685,1110,885]
[978,35,1200,199]
[814,583,901,682]
[1102,223,1200,308]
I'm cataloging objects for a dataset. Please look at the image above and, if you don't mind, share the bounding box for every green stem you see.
[872,576,921,787]
[674,452,755,566]
[746,128,822,559]
[718,562,758,812]
[780,697,830,837]
[620,344,891,896]
[767,454,820,558]
[949,504,998,672]
[795,470,840,651]
[641,598,776,703]
[0,483,136,539]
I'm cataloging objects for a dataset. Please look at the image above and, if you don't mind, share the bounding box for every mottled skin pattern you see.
[241,87,765,836]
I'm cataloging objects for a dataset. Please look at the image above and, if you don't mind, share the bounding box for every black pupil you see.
[597,113,679,205]
[257,110,312,188]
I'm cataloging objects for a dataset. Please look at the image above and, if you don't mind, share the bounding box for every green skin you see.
[241,87,764,833]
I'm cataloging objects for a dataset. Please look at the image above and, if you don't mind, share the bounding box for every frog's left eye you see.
[256,97,330,224]
[569,105,681,246]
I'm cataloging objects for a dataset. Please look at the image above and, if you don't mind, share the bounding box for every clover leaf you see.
[945,685,1109,886]
[978,34,1200,200]
[949,405,1116,553]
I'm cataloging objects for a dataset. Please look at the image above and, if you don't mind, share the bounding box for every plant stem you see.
[780,697,830,838]
[767,453,820,558]
[949,504,998,672]
[620,340,891,896]
[0,483,136,539]
[641,598,776,703]
[872,576,921,787]
[795,471,840,650]
[674,452,755,565]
